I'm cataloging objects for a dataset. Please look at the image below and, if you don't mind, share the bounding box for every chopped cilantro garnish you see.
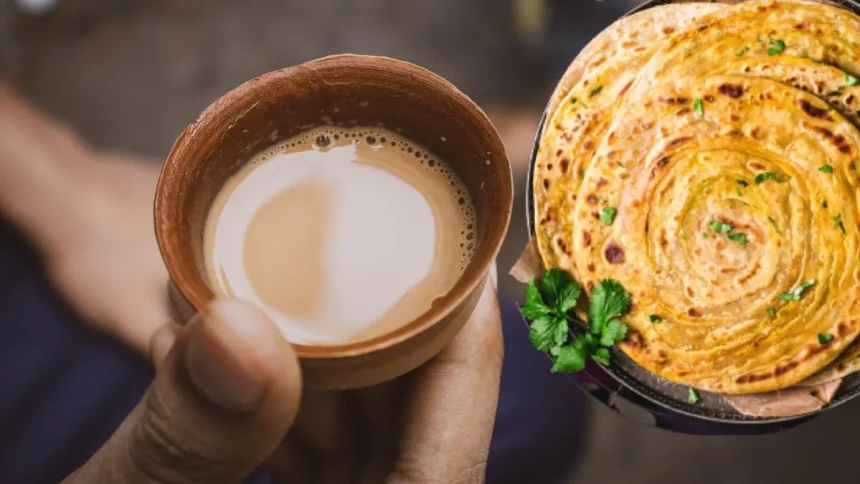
[779,280,816,301]
[819,333,834,344]
[728,232,747,246]
[835,213,847,234]
[709,219,746,245]
[736,46,750,57]
[845,73,860,87]
[600,206,618,226]
[767,39,786,56]
[767,307,777,317]
[755,171,779,184]
[709,220,733,234]
[819,165,834,173]
[688,387,701,404]
[590,86,604,97]
[702,232,709,238]
[649,315,663,323]
[617,161,625,169]
[736,179,749,188]
[693,98,704,116]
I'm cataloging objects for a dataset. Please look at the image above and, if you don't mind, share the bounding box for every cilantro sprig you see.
[520,270,631,373]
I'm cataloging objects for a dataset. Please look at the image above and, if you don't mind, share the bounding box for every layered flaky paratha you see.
[534,3,723,281]
[533,0,860,396]
[574,75,860,394]
[542,2,725,128]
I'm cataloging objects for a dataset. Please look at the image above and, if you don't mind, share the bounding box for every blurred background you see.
[1,0,858,482]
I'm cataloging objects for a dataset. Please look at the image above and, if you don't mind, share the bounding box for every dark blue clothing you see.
[0,216,586,483]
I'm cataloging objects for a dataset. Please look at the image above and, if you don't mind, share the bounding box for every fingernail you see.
[184,302,274,411]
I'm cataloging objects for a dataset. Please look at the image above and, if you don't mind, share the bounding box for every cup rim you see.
[155,54,512,360]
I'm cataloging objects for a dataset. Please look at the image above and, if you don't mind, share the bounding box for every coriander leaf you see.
[529,316,561,351]
[538,268,573,310]
[728,232,747,246]
[552,318,570,347]
[688,387,701,404]
[556,282,582,314]
[736,46,750,57]
[693,98,704,116]
[767,307,777,317]
[520,279,551,320]
[600,319,629,346]
[819,164,834,173]
[767,39,786,56]
[702,232,708,238]
[649,314,663,323]
[846,73,860,86]
[835,213,847,235]
[588,279,632,336]
[590,85,604,97]
[592,347,611,366]
[755,171,779,184]
[709,220,733,234]
[819,333,835,344]
[736,179,750,188]
[582,332,599,350]
[599,206,618,226]
[551,343,588,373]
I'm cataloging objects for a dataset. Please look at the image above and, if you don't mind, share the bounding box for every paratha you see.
[571,75,860,394]
[629,0,860,101]
[542,2,725,127]
[534,3,723,281]
[533,0,860,396]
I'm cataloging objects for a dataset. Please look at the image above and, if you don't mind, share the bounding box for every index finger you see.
[389,265,503,483]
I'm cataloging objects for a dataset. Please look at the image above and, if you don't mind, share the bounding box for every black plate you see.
[525,0,860,434]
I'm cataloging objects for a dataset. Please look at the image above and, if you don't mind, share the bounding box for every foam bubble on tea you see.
[204,126,476,345]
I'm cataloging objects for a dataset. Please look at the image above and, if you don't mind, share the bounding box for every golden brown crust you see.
[535,0,860,395]
[575,76,860,394]
[534,3,723,280]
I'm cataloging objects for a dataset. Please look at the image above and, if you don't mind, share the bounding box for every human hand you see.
[267,265,502,483]
[63,267,502,484]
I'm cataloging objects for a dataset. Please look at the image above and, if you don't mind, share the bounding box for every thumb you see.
[63,300,303,484]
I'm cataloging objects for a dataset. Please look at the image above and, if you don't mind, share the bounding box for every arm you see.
[0,82,170,355]
[0,82,95,249]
